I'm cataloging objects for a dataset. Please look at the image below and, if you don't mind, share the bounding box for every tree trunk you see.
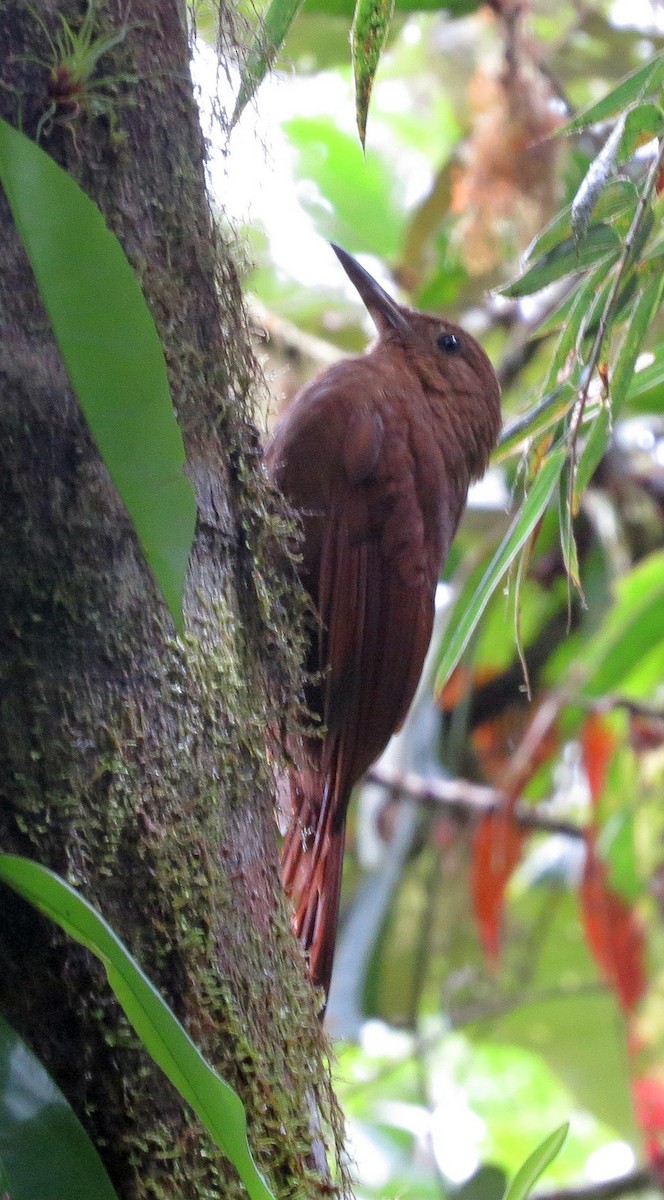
[0,2,346,1196]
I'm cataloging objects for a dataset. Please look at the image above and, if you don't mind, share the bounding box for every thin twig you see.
[365,762,585,840]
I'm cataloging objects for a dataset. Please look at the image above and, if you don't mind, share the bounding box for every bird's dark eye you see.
[437,332,460,353]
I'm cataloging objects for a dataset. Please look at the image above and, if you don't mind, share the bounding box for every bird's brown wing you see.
[315,397,441,820]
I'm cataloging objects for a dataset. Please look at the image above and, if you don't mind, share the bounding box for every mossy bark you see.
[0,1,346,1196]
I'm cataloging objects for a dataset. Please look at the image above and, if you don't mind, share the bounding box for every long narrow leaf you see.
[0,1016,119,1200]
[436,448,567,689]
[560,52,664,135]
[351,0,395,149]
[495,383,577,463]
[503,1124,569,1200]
[611,273,664,415]
[0,119,196,634]
[232,0,305,125]
[524,180,637,264]
[500,226,621,298]
[0,856,275,1200]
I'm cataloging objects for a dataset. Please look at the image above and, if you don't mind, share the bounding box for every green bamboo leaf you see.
[0,856,275,1200]
[611,273,664,414]
[560,52,664,135]
[502,1124,569,1200]
[495,383,577,463]
[0,119,196,634]
[542,276,599,393]
[351,0,395,149]
[436,447,567,689]
[0,1016,119,1200]
[571,116,626,244]
[558,467,581,593]
[574,406,611,505]
[500,225,621,298]
[524,180,638,264]
[232,0,305,126]
[571,106,663,244]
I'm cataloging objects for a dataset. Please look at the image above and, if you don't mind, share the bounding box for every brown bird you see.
[265,245,501,1002]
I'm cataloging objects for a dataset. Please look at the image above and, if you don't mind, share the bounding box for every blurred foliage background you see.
[196,1,664,1196]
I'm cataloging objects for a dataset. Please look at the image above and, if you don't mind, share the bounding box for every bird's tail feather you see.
[280,772,347,1004]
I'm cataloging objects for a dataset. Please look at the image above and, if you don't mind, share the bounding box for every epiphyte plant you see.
[30,1,135,145]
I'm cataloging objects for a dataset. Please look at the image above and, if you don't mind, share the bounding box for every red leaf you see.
[580,839,646,1013]
[581,713,617,803]
[471,811,525,967]
[633,1075,664,1178]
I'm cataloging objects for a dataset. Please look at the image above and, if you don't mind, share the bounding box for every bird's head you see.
[331,243,501,478]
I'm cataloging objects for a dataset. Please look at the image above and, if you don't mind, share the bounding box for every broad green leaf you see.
[0,856,275,1200]
[232,0,305,125]
[0,1016,119,1200]
[560,52,664,135]
[500,226,621,298]
[0,119,196,634]
[436,448,566,689]
[352,0,395,149]
[599,808,641,904]
[581,550,664,698]
[284,116,405,256]
[611,273,664,414]
[502,1124,568,1200]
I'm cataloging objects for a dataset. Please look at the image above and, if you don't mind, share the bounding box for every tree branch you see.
[365,762,584,840]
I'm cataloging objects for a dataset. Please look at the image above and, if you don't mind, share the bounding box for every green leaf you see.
[581,550,664,698]
[542,276,599,393]
[351,0,395,149]
[560,52,664,135]
[495,383,577,463]
[625,342,664,412]
[284,115,405,256]
[571,106,663,244]
[525,180,638,264]
[232,0,305,125]
[0,119,196,634]
[558,468,581,593]
[573,406,611,505]
[0,856,275,1200]
[500,226,621,298]
[435,447,567,689]
[502,1124,568,1200]
[611,273,664,414]
[0,1016,119,1200]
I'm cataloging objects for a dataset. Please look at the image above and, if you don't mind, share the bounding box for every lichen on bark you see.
[0,1,348,1196]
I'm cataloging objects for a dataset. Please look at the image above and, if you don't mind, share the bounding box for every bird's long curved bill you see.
[331,243,411,334]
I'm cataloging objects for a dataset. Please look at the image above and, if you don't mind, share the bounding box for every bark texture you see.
[0,2,345,1196]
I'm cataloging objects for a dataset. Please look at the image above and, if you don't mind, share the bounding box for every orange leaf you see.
[581,713,617,803]
[471,811,525,967]
[580,839,646,1013]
